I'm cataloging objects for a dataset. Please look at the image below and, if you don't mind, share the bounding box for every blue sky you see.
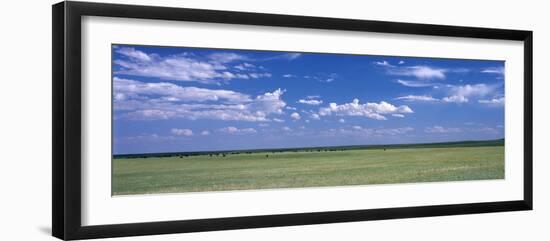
[112,44,505,154]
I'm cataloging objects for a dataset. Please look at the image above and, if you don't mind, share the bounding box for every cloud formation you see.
[297,96,323,105]
[114,77,287,122]
[282,53,302,60]
[263,53,302,61]
[478,97,505,106]
[330,126,414,137]
[310,113,321,120]
[395,95,439,102]
[114,77,251,104]
[481,67,504,75]
[374,62,473,87]
[114,47,271,83]
[396,79,436,88]
[319,99,413,120]
[234,62,263,72]
[219,126,257,134]
[424,125,461,133]
[373,61,394,67]
[442,84,494,103]
[389,66,446,79]
[290,112,301,120]
[208,52,248,63]
[171,128,193,136]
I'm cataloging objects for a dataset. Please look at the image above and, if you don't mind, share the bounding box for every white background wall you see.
[0,0,547,240]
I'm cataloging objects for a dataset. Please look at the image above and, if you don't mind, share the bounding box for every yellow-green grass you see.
[112,146,504,196]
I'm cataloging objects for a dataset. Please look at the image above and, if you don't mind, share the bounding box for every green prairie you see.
[112,141,504,196]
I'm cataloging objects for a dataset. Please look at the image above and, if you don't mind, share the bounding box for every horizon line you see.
[113,138,504,157]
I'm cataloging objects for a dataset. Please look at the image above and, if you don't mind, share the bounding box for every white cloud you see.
[219,126,257,134]
[323,77,336,83]
[319,99,413,120]
[126,88,285,121]
[115,78,288,122]
[114,57,227,83]
[171,128,193,136]
[374,60,394,67]
[290,112,301,120]
[116,47,152,61]
[283,74,296,78]
[442,84,494,103]
[481,67,504,75]
[377,63,447,79]
[282,126,292,131]
[273,118,285,123]
[302,74,338,83]
[392,114,405,118]
[114,49,270,83]
[126,109,177,120]
[424,125,461,133]
[398,60,405,65]
[310,113,321,120]
[284,53,302,60]
[298,98,323,105]
[114,77,251,104]
[319,73,338,83]
[263,53,302,61]
[389,66,446,79]
[208,52,248,63]
[395,95,439,102]
[248,88,287,115]
[248,73,272,79]
[115,56,230,83]
[478,97,505,106]
[396,79,436,88]
[442,95,468,103]
[234,62,255,70]
[338,118,345,123]
[453,84,493,97]
[326,126,414,137]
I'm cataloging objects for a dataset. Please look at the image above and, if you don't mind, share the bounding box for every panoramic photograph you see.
[111,44,505,196]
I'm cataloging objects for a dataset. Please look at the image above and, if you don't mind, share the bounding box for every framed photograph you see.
[52,1,533,240]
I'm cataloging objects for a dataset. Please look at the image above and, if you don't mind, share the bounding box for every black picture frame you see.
[52,1,533,240]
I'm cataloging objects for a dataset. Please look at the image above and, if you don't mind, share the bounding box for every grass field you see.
[112,140,504,195]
